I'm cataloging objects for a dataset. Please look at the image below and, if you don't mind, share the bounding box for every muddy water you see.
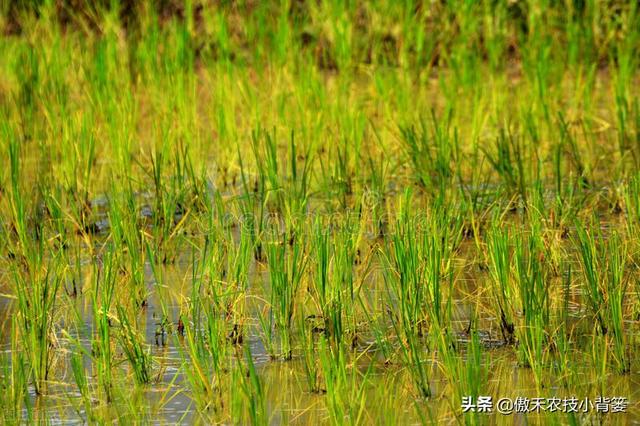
[1,200,640,424]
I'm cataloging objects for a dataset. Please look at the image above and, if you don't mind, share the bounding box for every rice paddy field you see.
[1,0,640,424]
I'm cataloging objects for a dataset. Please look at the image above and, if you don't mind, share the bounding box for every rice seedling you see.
[382,214,427,338]
[299,309,322,394]
[382,249,430,397]
[623,172,640,262]
[485,222,516,345]
[108,188,146,306]
[551,264,573,380]
[2,0,640,422]
[311,220,342,344]
[146,134,192,264]
[69,351,92,416]
[249,127,313,226]
[232,344,267,425]
[605,233,630,375]
[513,230,549,383]
[398,111,457,194]
[0,320,31,424]
[380,191,463,399]
[433,318,487,425]
[261,231,308,360]
[556,113,589,191]
[115,304,153,385]
[10,252,62,395]
[7,136,63,394]
[575,220,630,373]
[482,127,529,208]
[318,336,370,426]
[91,245,117,402]
[310,218,363,348]
[178,240,230,412]
[180,309,226,414]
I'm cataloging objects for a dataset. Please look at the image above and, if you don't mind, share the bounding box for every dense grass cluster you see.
[0,0,640,424]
